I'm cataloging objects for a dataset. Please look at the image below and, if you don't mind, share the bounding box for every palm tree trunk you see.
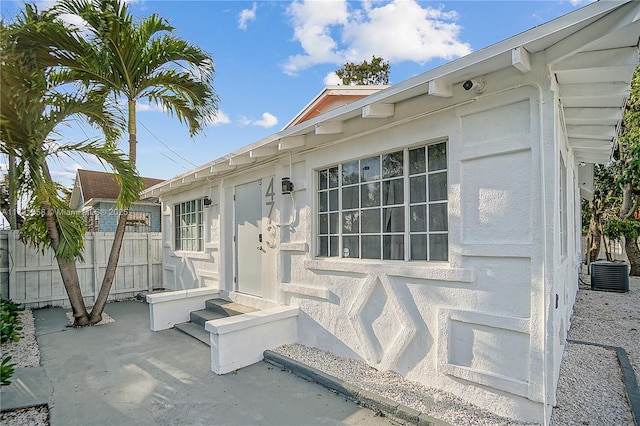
[128,99,137,164]
[90,100,138,323]
[41,202,90,326]
[90,210,129,323]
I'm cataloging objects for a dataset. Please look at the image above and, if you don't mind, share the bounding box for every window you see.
[559,156,567,258]
[317,142,448,261]
[174,199,203,251]
[125,212,151,232]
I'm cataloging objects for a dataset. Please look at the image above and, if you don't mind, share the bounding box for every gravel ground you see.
[2,309,40,368]
[550,273,639,426]
[2,273,638,426]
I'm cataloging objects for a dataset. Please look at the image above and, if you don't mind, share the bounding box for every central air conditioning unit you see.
[590,262,629,293]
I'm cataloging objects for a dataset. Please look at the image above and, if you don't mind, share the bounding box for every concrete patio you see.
[1,300,393,425]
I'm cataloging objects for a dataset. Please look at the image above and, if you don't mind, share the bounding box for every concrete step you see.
[175,322,210,346]
[205,298,258,316]
[190,309,228,327]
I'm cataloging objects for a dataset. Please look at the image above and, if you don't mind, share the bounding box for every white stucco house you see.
[142,1,640,423]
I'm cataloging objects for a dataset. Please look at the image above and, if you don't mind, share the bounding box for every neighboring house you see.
[141,2,640,423]
[70,169,164,232]
[282,85,389,129]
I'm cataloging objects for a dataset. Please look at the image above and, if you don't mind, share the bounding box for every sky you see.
[1,0,593,188]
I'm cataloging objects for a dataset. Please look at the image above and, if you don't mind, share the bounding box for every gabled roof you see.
[71,169,164,208]
[283,85,389,129]
[142,0,640,198]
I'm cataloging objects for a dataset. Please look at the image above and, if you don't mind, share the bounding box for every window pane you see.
[319,214,328,234]
[342,161,359,185]
[342,186,359,210]
[409,147,426,175]
[319,170,328,190]
[342,211,359,234]
[383,207,404,232]
[410,235,427,260]
[410,205,427,232]
[361,182,380,207]
[330,236,339,256]
[361,209,380,233]
[361,156,381,182]
[383,235,404,260]
[410,176,426,203]
[329,212,339,234]
[383,178,404,205]
[428,142,447,171]
[329,189,339,211]
[343,236,359,258]
[382,151,403,178]
[318,236,328,256]
[430,234,448,260]
[361,235,381,259]
[329,167,339,188]
[428,172,447,201]
[429,203,448,231]
[319,191,328,212]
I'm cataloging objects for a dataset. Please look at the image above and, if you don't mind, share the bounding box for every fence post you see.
[147,233,153,291]
[8,230,17,301]
[92,232,99,305]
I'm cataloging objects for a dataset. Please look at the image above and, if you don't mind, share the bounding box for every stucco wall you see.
[280,81,548,421]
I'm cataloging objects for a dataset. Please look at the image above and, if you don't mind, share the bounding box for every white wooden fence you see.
[581,235,629,263]
[0,231,162,308]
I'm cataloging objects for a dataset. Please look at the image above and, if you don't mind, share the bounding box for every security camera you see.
[462,78,485,93]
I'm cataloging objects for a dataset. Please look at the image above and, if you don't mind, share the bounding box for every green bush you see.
[0,297,23,387]
[1,297,24,344]
[1,356,15,386]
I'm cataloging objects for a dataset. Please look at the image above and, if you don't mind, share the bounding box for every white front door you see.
[235,180,263,297]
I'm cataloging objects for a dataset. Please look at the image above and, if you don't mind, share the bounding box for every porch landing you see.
[174,299,258,345]
[145,290,299,374]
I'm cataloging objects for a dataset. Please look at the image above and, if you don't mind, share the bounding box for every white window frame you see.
[174,199,204,252]
[316,141,448,262]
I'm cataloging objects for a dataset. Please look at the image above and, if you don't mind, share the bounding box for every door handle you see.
[258,233,263,243]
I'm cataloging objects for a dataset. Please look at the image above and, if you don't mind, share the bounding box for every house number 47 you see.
[264,178,276,248]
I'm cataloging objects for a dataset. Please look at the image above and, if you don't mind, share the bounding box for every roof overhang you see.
[142,0,640,199]
[81,198,160,209]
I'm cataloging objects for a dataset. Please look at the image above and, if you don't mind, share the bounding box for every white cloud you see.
[239,112,278,128]
[207,110,231,126]
[50,163,83,183]
[324,72,342,86]
[283,0,471,75]
[569,0,595,6]
[239,2,257,31]
[136,101,166,113]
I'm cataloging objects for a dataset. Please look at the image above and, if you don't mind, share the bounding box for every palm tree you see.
[52,0,219,323]
[1,5,143,326]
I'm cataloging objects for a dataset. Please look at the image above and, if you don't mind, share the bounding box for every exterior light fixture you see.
[203,196,212,207]
[282,177,294,195]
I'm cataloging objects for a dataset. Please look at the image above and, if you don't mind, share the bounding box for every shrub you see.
[0,297,23,387]
[1,356,15,386]
[1,297,23,344]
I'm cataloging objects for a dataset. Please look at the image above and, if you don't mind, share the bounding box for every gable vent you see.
[590,262,629,293]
